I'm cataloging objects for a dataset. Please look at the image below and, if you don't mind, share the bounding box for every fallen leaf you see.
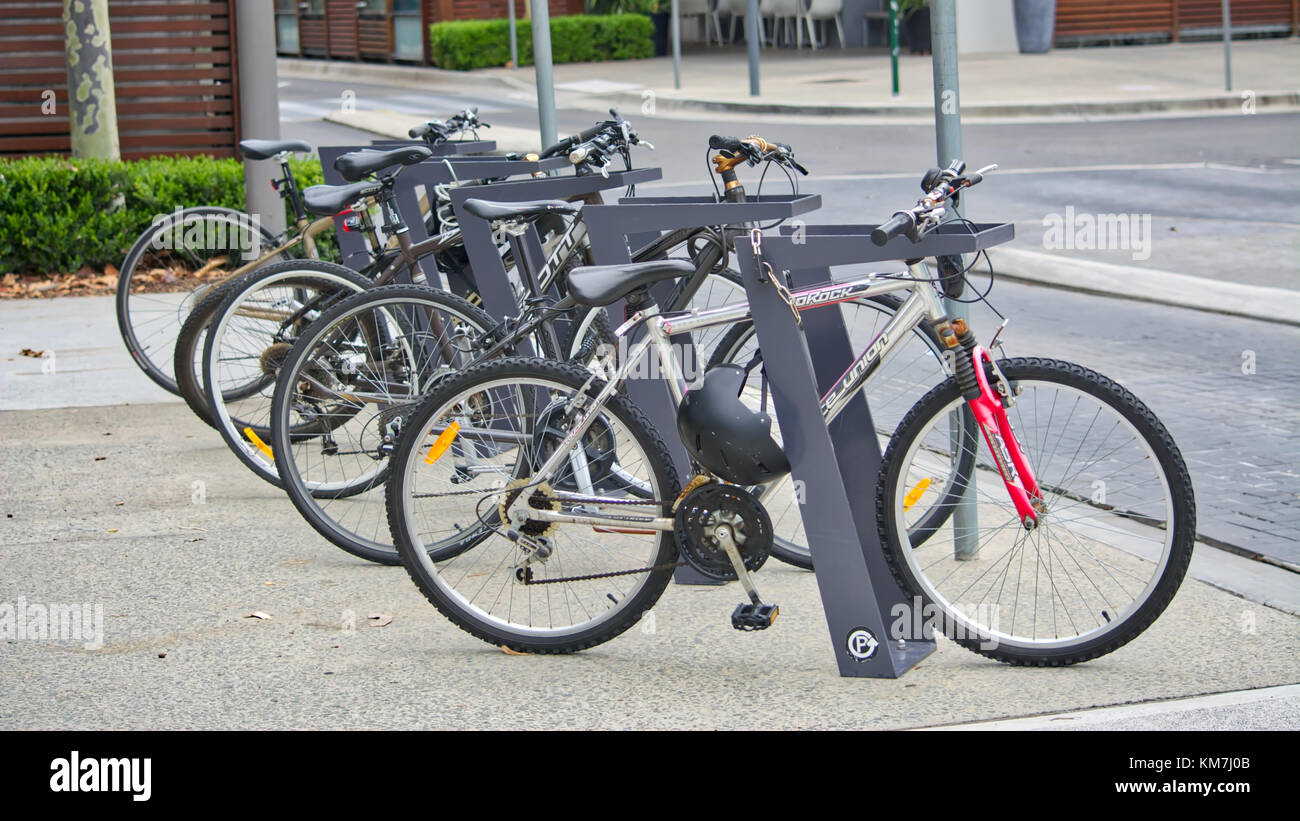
[106,528,118,533]
[19,348,44,358]
[245,611,272,620]
[157,653,167,659]
[263,581,276,586]
[367,613,393,627]
[500,645,529,656]
[93,456,106,462]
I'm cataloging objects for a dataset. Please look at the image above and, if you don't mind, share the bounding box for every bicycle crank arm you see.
[716,525,779,631]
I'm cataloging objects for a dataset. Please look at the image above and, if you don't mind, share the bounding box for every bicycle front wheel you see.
[386,357,680,654]
[877,357,1196,666]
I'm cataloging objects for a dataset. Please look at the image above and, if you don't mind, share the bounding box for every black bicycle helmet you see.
[676,364,790,486]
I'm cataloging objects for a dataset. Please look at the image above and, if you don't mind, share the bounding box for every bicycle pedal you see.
[731,603,779,631]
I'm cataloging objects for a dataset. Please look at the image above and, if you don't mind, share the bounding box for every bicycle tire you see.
[877,357,1196,666]
[386,357,681,653]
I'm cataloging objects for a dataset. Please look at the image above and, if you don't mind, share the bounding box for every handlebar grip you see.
[871,213,914,247]
[408,123,433,139]
[709,135,745,152]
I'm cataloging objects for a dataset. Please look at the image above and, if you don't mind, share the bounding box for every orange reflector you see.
[903,477,932,511]
[243,426,273,460]
[424,421,461,464]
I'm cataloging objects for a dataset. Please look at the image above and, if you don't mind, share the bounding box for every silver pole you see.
[745,0,760,96]
[930,0,978,560]
[671,0,682,90]
[508,0,518,70]
[1222,0,1232,92]
[530,0,558,149]
[235,0,285,237]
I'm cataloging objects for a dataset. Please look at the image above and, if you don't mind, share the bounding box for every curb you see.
[602,88,1300,120]
[278,57,1299,120]
[988,247,1300,326]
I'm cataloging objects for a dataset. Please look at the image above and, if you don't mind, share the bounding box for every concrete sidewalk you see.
[1,402,1296,729]
[282,38,1300,121]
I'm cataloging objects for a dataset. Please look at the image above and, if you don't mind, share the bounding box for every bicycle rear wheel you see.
[386,357,680,653]
[877,357,1196,666]
[116,206,286,393]
[270,285,495,564]
[202,261,372,487]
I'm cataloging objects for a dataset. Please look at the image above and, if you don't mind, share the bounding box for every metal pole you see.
[889,0,899,97]
[508,0,518,70]
[1222,0,1233,92]
[745,0,760,96]
[530,0,558,149]
[235,0,285,237]
[930,0,978,560]
[671,0,682,90]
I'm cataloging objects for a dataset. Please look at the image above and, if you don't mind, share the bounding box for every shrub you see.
[0,155,329,275]
[430,14,653,71]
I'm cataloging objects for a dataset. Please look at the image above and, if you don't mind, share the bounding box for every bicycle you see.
[382,159,1196,666]
[257,127,780,563]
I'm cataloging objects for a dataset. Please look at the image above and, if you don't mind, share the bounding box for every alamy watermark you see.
[0,597,103,650]
[1042,206,1152,261]
[148,206,264,259]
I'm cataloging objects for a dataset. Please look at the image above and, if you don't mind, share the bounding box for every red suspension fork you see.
[966,346,1044,528]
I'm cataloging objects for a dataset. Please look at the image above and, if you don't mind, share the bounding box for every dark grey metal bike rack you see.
[369,139,497,155]
[730,220,1013,677]
[578,194,822,586]
[447,167,662,321]
[317,144,570,284]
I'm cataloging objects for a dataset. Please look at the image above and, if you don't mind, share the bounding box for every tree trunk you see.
[63,0,120,160]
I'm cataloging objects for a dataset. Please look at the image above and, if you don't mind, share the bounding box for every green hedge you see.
[0,155,326,275]
[430,14,653,71]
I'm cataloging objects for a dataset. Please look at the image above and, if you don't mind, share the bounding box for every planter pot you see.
[1013,0,1056,54]
[904,9,931,55]
[649,12,670,57]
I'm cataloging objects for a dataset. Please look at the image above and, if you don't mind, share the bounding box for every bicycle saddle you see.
[239,139,312,160]
[566,260,696,307]
[334,145,433,181]
[302,181,381,216]
[461,198,582,222]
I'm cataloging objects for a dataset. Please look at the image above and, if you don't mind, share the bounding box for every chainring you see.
[673,483,772,581]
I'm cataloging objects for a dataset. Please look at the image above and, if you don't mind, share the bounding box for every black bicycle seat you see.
[302,181,382,216]
[566,260,696,307]
[461,198,582,223]
[334,145,433,181]
[239,139,312,160]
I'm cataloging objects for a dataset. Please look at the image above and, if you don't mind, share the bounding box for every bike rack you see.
[317,144,571,284]
[369,139,497,155]
[446,167,662,321]
[731,220,1013,677]
[578,194,821,586]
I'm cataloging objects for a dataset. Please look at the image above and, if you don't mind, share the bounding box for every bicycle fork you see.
[948,322,1044,529]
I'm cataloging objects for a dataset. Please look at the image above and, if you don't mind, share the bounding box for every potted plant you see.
[900,0,930,55]
[1013,0,1055,53]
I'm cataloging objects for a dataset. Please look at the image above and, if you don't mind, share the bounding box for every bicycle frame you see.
[500,260,951,533]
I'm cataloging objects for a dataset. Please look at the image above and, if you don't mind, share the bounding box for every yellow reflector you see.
[903,477,932,511]
[424,421,461,464]
[243,426,273,460]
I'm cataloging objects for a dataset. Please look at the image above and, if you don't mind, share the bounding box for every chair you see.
[762,0,802,47]
[801,0,845,49]
[681,0,722,45]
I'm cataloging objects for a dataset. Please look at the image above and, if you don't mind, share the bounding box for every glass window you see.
[358,0,387,14]
[393,16,423,59]
[276,16,300,52]
[393,0,422,12]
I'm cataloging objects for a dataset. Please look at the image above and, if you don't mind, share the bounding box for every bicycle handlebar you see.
[871,212,916,246]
